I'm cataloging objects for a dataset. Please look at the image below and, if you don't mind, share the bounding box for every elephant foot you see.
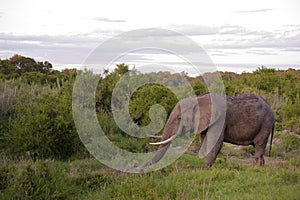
[204,163,212,169]
[205,157,216,169]
[252,156,265,166]
[260,157,265,166]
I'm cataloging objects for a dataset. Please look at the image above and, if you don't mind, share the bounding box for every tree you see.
[8,54,53,74]
[96,63,130,112]
[0,59,15,75]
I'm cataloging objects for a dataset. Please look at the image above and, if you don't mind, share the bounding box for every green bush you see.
[273,133,300,158]
[129,84,178,126]
[1,58,299,162]
[2,81,87,159]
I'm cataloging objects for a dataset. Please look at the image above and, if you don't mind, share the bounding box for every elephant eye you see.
[177,116,182,120]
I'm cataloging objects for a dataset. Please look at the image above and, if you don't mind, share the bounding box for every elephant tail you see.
[268,126,274,157]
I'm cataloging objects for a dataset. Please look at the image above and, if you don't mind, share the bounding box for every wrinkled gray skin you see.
[142,93,275,169]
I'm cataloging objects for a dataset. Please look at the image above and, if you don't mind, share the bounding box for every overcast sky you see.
[0,0,300,73]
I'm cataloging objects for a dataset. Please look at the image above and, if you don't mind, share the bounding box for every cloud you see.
[0,33,99,64]
[208,49,241,57]
[169,24,265,36]
[0,29,196,66]
[218,24,263,35]
[167,24,219,35]
[246,49,278,56]
[0,33,97,45]
[4,25,298,55]
[1,24,300,70]
[93,17,126,23]
[168,24,300,53]
[1,25,299,54]
[233,8,272,13]
[204,25,300,51]
[283,48,300,52]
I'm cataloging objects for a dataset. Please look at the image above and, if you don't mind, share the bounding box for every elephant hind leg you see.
[253,124,271,166]
[253,113,274,166]
[253,139,268,166]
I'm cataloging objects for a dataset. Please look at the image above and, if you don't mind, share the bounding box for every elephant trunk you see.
[139,127,183,171]
[139,143,170,169]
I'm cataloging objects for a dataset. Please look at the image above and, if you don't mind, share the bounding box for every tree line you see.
[0,55,299,160]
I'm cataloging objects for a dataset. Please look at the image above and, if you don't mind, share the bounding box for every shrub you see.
[3,83,87,159]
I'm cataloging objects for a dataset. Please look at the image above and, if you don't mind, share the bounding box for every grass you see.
[82,155,300,200]
[1,132,300,200]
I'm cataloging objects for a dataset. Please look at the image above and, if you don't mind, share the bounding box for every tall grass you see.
[0,157,79,200]
[1,132,299,200]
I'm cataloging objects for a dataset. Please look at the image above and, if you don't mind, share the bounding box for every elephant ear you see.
[193,95,222,133]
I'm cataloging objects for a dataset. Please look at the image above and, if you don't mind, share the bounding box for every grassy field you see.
[1,132,300,200]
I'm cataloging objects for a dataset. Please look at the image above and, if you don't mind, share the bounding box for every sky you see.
[0,0,300,74]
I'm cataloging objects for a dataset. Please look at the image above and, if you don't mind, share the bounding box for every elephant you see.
[141,93,275,169]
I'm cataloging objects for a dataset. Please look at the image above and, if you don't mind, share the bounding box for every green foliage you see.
[0,59,15,75]
[4,55,300,199]
[0,79,18,120]
[96,63,130,112]
[1,131,300,200]
[0,55,68,86]
[5,54,53,74]
[251,66,279,92]
[83,157,300,199]
[129,84,177,126]
[0,158,80,200]
[273,133,300,158]
[1,80,87,159]
[218,67,300,133]
[0,55,299,167]
[190,79,208,95]
[97,113,155,153]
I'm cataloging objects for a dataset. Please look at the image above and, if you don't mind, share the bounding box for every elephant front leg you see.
[204,136,224,168]
[199,122,225,168]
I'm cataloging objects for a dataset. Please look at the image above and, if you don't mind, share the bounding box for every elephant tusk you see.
[149,135,163,139]
[149,135,177,145]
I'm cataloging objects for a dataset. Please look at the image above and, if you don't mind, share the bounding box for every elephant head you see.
[140,93,226,170]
